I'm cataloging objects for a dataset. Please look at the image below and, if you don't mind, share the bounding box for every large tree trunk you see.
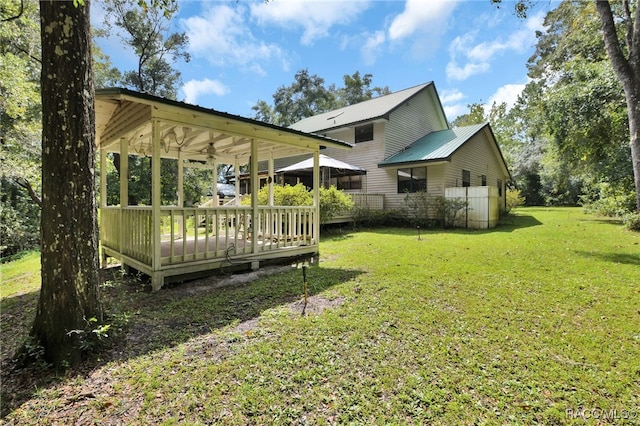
[596,0,640,212]
[31,0,102,368]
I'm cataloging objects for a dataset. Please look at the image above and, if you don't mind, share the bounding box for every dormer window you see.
[355,123,374,143]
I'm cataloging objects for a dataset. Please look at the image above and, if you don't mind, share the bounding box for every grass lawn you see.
[1,207,639,424]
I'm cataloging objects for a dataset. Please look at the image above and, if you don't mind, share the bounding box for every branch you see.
[0,0,23,23]
[15,177,42,208]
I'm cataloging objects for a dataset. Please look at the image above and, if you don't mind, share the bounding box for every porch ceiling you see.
[96,88,352,164]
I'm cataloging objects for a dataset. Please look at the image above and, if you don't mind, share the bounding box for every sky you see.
[94,0,550,122]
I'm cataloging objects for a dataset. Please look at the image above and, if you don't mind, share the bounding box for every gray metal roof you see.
[289,82,433,133]
[379,123,488,167]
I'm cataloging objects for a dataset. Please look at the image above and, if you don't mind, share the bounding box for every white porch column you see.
[250,139,259,255]
[313,150,320,243]
[177,151,184,207]
[119,138,129,264]
[211,160,218,206]
[234,157,240,206]
[151,120,162,286]
[99,147,107,268]
[268,153,274,207]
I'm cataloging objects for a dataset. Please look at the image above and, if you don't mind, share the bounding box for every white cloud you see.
[445,10,544,81]
[388,0,458,41]
[443,103,468,121]
[439,89,465,105]
[250,0,370,46]
[182,79,229,105]
[487,82,527,110]
[182,4,284,72]
[361,31,386,66]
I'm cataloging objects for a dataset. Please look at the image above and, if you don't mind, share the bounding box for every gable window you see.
[481,175,487,186]
[462,170,471,187]
[497,179,503,197]
[336,175,362,190]
[398,167,426,193]
[355,123,374,143]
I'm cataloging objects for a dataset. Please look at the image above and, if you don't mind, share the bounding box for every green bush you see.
[582,182,636,217]
[402,191,468,228]
[319,185,354,224]
[244,183,354,224]
[622,212,640,232]
[506,189,525,212]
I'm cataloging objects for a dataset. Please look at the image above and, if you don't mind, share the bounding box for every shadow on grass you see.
[0,265,362,419]
[574,250,640,266]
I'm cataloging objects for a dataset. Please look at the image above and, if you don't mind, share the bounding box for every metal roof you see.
[379,123,488,167]
[289,82,434,133]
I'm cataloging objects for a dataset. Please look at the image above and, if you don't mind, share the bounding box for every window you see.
[462,170,471,187]
[337,175,362,190]
[355,123,374,143]
[397,167,426,193]
[497,179,503,197]
[481,175,487,186]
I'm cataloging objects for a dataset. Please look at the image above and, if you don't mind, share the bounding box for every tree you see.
[1,0,42,256]
[252,70,389,126]
[29,0,102,367]
[100,0,189,99]
[496,0,640,212]
[595,0,640,212]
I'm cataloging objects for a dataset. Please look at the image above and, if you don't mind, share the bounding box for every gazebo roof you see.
[95,88,353,164]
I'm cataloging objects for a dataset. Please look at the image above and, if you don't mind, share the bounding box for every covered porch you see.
[96,88,351,290]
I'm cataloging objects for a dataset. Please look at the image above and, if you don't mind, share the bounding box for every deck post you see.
[268,153,274,207]
[151,120,162,290]
[251,139,259,254]
[99,147,107,268]
[119,138,128,266]
[313,150,320,244]
[234,157,240,206]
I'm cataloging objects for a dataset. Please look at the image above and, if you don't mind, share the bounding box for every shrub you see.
[622,212,640,232]
[402,191,468,229]
[581,182,636,217]
[319,185,354,224]
[506,189,525,212]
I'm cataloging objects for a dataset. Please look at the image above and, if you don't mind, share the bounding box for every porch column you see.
[177,151,184,207]
[151,120,162,288]
[119,138,128,263]
[234,157,240,206]
[313,150,320,243]
[99,147,107,268]
[251,139,259,255]
[268,153,274,207]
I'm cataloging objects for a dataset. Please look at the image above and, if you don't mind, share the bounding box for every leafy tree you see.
[252,70,389,126]
[100,0,189,99]
[29,0,102,368]
[1,0,42,256]
[496,0,640,212]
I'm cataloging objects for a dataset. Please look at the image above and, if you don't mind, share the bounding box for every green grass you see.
[1,208,639,424]
[0,250,40,299]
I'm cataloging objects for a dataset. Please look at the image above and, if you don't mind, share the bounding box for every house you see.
[285,82,511,226]
[95,88,351,290]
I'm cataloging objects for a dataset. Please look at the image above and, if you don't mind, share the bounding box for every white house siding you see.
[385,88,448,159]
[444,129,509,209]
[384,163,446,211]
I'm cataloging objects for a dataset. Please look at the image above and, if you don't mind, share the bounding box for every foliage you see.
[2,208,639,423]
[581,182,636,218]
[252,70,389,126]
[99,0,189,99]
[505,188,525,212]
[622,212,640,231]
[319,185,354,224]
[0,0,42,255]
[402,191,469,229]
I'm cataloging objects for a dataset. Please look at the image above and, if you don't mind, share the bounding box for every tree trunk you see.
[596,0,640,212]
[31,0,102,368]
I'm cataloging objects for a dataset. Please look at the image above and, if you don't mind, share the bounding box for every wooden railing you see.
[100,205,317,267]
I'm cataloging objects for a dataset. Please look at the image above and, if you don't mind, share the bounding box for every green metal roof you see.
[379,123,488,167]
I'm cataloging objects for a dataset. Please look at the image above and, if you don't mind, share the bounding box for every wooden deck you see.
[100,205,317,290]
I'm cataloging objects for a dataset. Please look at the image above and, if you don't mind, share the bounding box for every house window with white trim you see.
[397,167,426,193]
[497,179,503,197]
[355,123,374,143]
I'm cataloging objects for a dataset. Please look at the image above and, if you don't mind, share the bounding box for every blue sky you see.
[94,0,549,121]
